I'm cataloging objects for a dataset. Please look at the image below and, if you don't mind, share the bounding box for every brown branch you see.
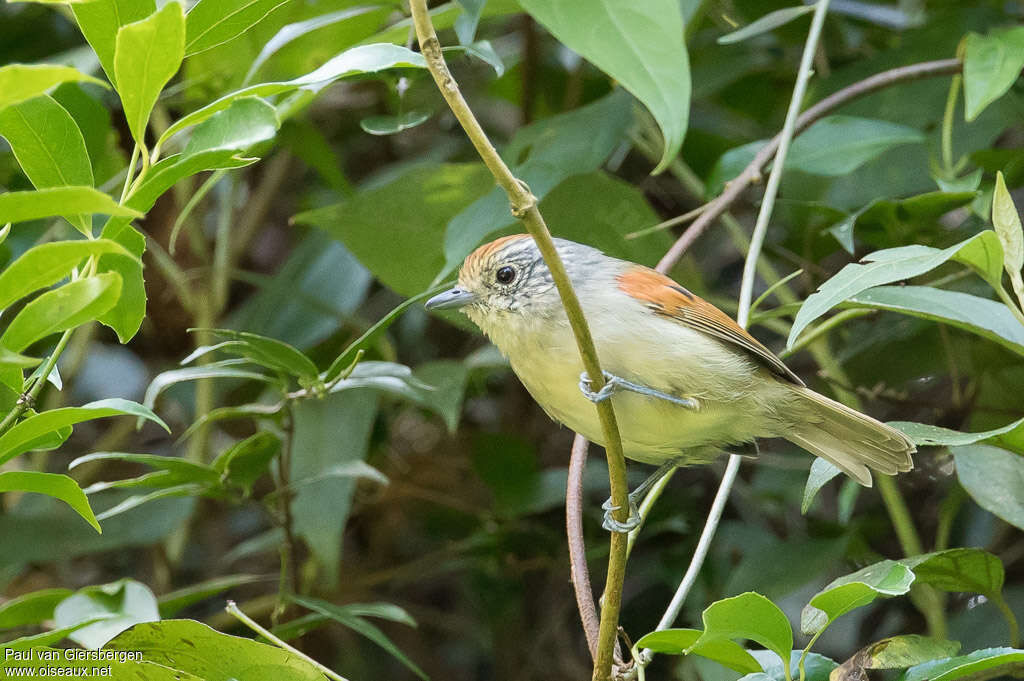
[567,434,600,661]
[656,58,962,272]
[407,4,632,680]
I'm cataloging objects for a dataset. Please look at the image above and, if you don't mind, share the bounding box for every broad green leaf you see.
[951,444,1024,530]
[891,417,1024,449]
[745,651,837,681]
[788,231,1005,348]
[183,97,279,156]
[201,329,319,381]
[96,223,146,343]
[517,0,690,173]
[0,588,73,629]
[292,389,378,587]
[709,116,926,193]
[963,27,1024,121]
[0,646,202,680]
[0,471,100,533]
[0,239,136,310]
[0,348,40,371]
[243,6,391,84]
[413,360,469,433]
[360,110,431,136]
[291,594,426,680]
[109,619,328,680]
[155,43,426,156]
[844,285,1024,357]
[72,0,157,85]
[114,1,185,147]
[296,163,494,296]
[185,0,290,55]
[993,171,1024,304]
[833,636,960,681]
[0,64,108,111]
[635,628,763,673]
[801,561,916,635]
[0,399,167,466]
[440,90,634,274]
[0,187,141,225]
[694,593,793,671]
[454,0,485,44]
[901,647,1024,681]
[0,95,94,235]
[0,273,122,353]
[212,431,281,495]
[157,574,264,617]
[717,5,814,44]
[828,191,979,254]
[801,458,842,513]
[55,579,159,649]
[143,365,276,412]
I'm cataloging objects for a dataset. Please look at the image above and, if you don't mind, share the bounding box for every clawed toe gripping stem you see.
[578,371,698,410]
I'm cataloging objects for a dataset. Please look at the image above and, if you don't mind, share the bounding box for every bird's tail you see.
[783,387,915,486]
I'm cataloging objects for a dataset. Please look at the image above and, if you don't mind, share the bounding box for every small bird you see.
[427,235,915,528]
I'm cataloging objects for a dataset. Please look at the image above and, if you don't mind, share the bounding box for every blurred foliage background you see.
[0,0,1023,680]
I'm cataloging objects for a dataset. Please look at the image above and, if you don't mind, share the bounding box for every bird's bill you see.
[425,287,477,310]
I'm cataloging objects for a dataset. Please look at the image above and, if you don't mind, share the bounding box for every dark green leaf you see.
[636,628,763,673]
[157,574,265,617]
[517,0,689,173]
[0,588,73,629]
[72,0,157,86]
[413,360,469,433]
[0,187,141,225]
[963,27,1024,121]
[951,445,1024,530]
[0,64,108,110]
[801,561,916,635]
[201,329,319,381]
[212,431,281,494]
[54,578,160,649]
[184,0,290,55]
[70,451,218,483]
[0,471,100,533]
[0,239,136,310]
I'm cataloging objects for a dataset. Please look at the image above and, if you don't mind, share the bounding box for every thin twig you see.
[567,434,600,661]
[407,5,631,680]
[656,57,962,271]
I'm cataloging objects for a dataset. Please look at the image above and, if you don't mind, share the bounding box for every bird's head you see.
[425,234,609,333]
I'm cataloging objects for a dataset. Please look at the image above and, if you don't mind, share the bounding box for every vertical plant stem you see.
[407,5,629,679]
[941,74,961,174]
[274,403,301,625]
[0,329,73,436]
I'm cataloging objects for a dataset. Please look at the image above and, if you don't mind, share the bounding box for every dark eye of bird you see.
[495,266,516,285]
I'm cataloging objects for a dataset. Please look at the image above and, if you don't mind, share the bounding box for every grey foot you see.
[578,371,699,410]
[601,495,642,533]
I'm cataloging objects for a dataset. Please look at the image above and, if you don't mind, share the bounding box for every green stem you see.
[941,75,961,175]
[226,601,351,681]
[120,145,140,205]
[408,5,630,679]
[997,285,1024,327]
[0,329,73,437]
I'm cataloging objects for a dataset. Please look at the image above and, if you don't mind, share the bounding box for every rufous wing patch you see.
[616,266,803,385]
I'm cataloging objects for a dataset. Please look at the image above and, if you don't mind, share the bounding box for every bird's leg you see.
[601,460,678,533]
[579,371,699,410]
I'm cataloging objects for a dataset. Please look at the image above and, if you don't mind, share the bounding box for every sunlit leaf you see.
[0,187,141,225]
[0,471,100,533]
[963,27,1024,121]
[184,0,290,55]
[0,64,108,111]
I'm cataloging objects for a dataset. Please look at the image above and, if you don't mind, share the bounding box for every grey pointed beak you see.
[425,287,477,311]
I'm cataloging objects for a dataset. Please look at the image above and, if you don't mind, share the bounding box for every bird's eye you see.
[495,266,517,285]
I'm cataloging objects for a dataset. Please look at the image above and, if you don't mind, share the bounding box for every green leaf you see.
[360,110,432,136]
[296,163,494,296]
[155,43,426,156]
[143,365,275,413]
[951,444,1024,530]
[201,329,319,381]
[0,95,94,235]
[901,549,1008,610]
[636,628,763,673]
[108,619,328,680]
[0,238,137,310]
[717,5,814,44]
[440,90,634,274]
[0,64,109,111]
[517,0,690,173]
[901,647,1024,681]
[72,0,157,86]
[829,191,979,253]
[0,471,100,533]
[291,389,378,587]
[70,451,218,484]
[0,187,141,225]
[843,286,1024,357]
[157,574,264,617]
[183,97,279,156]
[0,398,168,466]
[291,594,426,680]
[93,484,206,520]
[328,361,432,402]
[0,272,122,353]
[0,588,73,629]
[96,223,147,343]
[891,417,1024,449]
[993,171,1024,304]
[0,348,40,371]
[694,593,793,671]
[185,0,290,55]
[114,1,185,147]
[833,636,961,681]
[801,561,916,635]
[54,579,160,649]
[413,360,469,433]
[963,27,1024,121]
[212,431,281,495]
[787,231,1004,348]
[801,458,842,513]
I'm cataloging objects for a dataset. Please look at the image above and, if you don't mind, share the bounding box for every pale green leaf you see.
[72,0,157,85]
[0,471,100,533]
[717,5,814,44]
[952,445,1024,530]
[0,187,141,225]
[963,27,1024,121]
[185,0,291,55]
[0,64,109,111]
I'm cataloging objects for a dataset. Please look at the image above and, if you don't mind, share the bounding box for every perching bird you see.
[426,235,915,529]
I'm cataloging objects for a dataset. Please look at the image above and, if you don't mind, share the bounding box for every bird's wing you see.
[616,265,804,386]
